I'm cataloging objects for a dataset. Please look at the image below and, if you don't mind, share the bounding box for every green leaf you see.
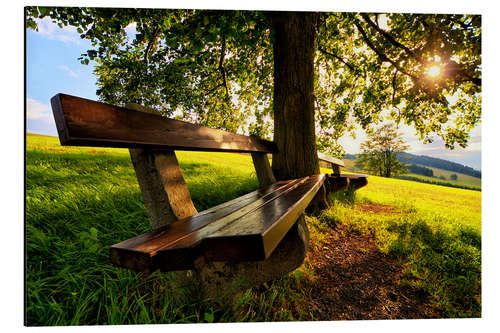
[293,270,304,278]
[89,227,98,238]
[203,312,214,323]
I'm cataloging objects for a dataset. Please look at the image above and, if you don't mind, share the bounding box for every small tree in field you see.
[355,124,409,178]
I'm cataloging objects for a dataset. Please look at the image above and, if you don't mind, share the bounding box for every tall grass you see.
[25,134,481,324]
[26,136,261,325]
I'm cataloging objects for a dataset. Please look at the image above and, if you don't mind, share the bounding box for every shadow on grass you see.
[305,241,439,320]
[328,186,357,206]
[386,219,481,317]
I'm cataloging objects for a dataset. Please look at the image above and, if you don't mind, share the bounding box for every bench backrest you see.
[51,94,277,153]
[52,94,346,164]
[317,152,344,174]
[51,94,279,229]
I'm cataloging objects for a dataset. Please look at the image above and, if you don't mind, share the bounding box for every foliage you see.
[355,123,409,177]
[450,173,458,180]
[25,8,481,154]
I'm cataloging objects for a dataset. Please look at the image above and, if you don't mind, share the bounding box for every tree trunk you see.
[269,12,320,181]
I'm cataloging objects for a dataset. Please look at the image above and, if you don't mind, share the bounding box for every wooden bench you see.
[50,93,367,273]
[317,152,368,192]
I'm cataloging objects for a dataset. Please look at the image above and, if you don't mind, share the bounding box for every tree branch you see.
[360,13,421,62]
[144,26,161,63]
[218,32,229,96]
[353,17,418,81]
[359,14,481,87]
[391,69,398,105]
[318,46,359,74]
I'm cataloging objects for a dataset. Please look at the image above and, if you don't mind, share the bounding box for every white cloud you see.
[26,98,52,122]
[33,17,83,45]
[58,65,78,78]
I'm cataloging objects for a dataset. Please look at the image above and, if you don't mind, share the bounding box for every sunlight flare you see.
[427,64,441,78]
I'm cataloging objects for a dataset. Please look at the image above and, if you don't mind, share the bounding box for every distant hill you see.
[343,153,357,160]
[396,152,481,179]
[344,152,481,178]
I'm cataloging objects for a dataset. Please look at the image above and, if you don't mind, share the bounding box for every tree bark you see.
[269,12,320,181]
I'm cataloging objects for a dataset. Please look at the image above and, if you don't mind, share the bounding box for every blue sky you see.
[26,16,482,170]
[26,18,98,136]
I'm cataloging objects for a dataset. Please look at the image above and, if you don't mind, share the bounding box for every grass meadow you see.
[25,133,481,325]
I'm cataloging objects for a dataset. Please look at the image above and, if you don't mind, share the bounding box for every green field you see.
[25,133,481,324]
[418,165,481,186]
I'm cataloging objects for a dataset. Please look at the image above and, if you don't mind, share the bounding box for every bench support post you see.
[126,103,197,230]
[331,163,341,175]
[307,183,329,213]
[251,152,276,187]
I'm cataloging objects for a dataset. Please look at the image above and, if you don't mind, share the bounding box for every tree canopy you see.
[26,7,481,178]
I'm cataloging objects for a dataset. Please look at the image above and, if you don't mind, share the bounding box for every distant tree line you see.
[407,164,434,177]
[343,154,357,160]
[395,175,480,191]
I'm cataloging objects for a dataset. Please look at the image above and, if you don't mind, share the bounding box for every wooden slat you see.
[317,152,344,167]
[51,94,277,153]
[110,175,325,272]
[156,175,325,270]
[158,175,324,263]
[328,172,369,179]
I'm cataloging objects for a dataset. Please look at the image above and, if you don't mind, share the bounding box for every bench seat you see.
[110,174,326,272]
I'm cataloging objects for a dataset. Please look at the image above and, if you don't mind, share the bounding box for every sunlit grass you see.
[356,175,481,231]
[423,165,481,187]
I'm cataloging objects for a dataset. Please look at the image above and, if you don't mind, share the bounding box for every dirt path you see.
[304,224,441,320]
